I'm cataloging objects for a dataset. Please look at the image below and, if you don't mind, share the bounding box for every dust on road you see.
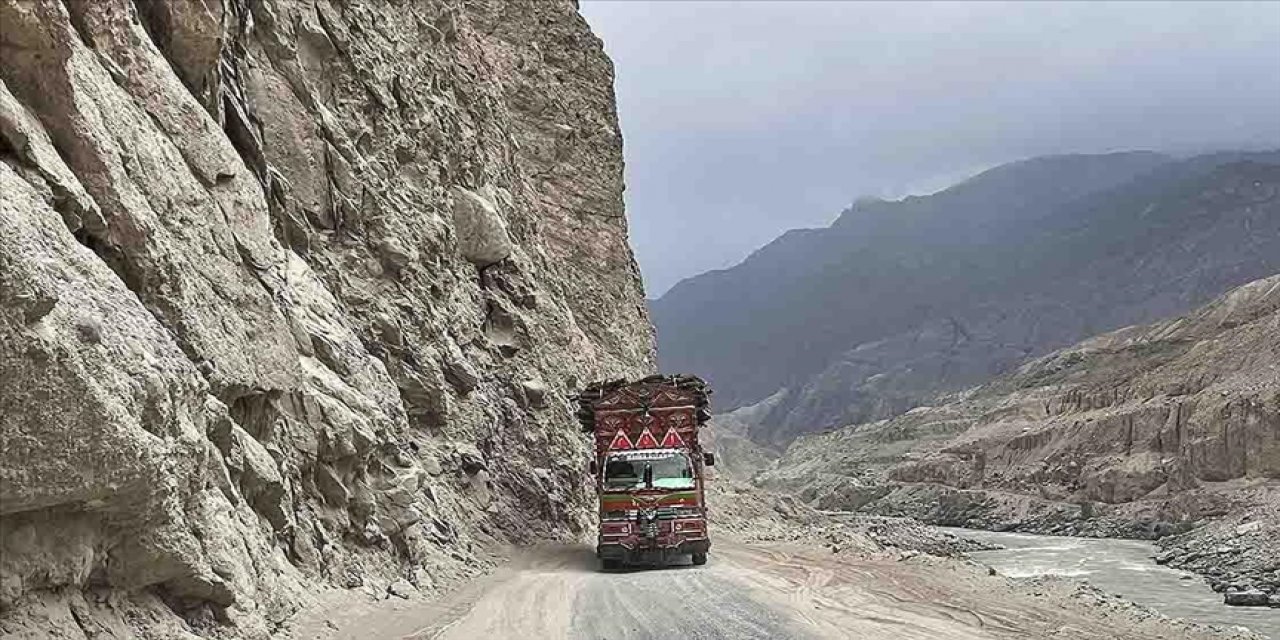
[288,541,1257,640]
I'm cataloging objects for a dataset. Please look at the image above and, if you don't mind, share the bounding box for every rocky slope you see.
[700,392,784,482]
[0,1,652,638]
[708,479,997,560]
[653,151,1280,447]
[1155,490,1280,605]
[760,273,1280,599]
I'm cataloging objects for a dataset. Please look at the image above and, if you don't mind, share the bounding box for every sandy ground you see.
[282,540,1259,640]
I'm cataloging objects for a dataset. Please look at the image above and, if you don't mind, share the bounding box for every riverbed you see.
[945,528,1279,639]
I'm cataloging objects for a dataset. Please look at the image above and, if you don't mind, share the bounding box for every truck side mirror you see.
[703,452,715,467]
[589,460,598,475]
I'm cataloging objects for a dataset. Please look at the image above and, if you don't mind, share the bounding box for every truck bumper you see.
[597,538,710,565]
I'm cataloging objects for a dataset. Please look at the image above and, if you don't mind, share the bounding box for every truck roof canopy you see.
[574,374,712,433]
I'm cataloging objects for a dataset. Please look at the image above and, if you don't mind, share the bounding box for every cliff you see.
[0,1,653,637]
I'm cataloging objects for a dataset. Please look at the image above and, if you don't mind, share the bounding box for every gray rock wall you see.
[0,0,653,637]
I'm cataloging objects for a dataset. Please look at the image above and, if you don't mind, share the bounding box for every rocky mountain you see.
[701,392,784,482]
[0,1,651,638]
[652,151,1280,447]
[760,272,1280,597]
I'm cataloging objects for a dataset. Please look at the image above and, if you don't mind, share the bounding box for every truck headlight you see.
[675,520,702,532]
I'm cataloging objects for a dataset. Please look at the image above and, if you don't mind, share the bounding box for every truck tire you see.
[602,558,623,571]
[691,552,708,566]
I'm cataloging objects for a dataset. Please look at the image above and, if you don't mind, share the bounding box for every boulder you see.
[1224,589,1270,606]
[520,378,549,409]
[451,186,512,267]
[455,444,487,475]
[377,236,418,272]
[387,579,418,600]
[444,359,481,394]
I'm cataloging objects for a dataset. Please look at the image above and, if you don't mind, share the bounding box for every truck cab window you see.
[603,459,640,490]
[603,450,694,491]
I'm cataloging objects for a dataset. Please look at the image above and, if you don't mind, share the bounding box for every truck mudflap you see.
[598,539,710,567]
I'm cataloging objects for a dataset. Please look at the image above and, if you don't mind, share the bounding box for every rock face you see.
[761,274,1280,593]
[652,151,1280,447]
[0,1,652,638]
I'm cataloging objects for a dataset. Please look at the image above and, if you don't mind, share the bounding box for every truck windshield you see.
[603,451,695,491]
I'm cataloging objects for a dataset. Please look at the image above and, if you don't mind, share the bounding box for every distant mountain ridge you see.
[651,150,1280,446]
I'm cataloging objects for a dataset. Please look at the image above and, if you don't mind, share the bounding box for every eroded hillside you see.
[0,0,652,637]
[762,274,1280,593]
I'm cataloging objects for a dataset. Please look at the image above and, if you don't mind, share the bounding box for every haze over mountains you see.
[582,2,1280,296]
[652,151,1280,447]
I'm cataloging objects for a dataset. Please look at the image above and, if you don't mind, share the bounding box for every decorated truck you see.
[576,375,714,569]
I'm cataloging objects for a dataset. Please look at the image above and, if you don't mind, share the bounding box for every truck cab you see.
[597,447,710,568]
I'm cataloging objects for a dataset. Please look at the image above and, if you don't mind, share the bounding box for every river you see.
[945,528,1279,639]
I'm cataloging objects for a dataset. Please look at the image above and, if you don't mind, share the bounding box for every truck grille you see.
[604,506,701,520]
[643,520,660,538]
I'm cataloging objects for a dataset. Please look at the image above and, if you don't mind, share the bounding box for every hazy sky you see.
[579,1,1280,296]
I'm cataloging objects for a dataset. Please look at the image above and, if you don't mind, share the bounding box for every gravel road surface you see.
[284,541,1260,640]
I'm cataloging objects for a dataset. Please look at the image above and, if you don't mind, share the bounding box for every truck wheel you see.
[602,558,622,571]
[691,552,708,566]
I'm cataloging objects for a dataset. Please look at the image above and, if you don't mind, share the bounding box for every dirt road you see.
[287,541,1256,640]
